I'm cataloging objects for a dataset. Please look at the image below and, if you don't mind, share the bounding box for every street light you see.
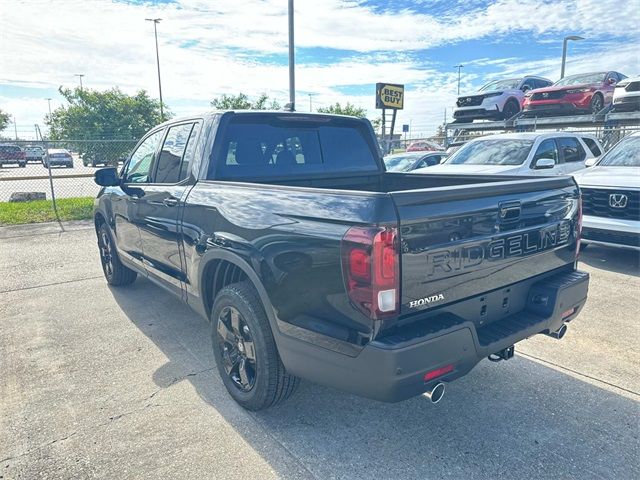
[308,93,316,112]
[74,74,84,91]
[45,98,52,116]
[560,35,584,79]
[287,0,295,111]
[146,18,164,120]
[454,64,464,95]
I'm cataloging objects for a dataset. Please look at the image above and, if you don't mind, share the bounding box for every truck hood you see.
[413,163,523,175]
[573,166,640,189]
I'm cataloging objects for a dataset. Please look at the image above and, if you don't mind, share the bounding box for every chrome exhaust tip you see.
[423,382,446,404]
[546,323,567,340]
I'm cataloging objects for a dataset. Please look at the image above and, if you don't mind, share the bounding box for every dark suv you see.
[0,144,26,168]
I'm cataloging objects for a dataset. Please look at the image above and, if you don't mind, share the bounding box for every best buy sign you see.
[376,83,404,110]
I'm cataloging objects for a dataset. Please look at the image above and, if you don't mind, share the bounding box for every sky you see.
[1,0,639,139]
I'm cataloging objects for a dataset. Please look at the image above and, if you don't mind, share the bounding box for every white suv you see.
[413,132,603,176]
[574,133,640,251]
[454,76,552,122]
[612,76,640,112]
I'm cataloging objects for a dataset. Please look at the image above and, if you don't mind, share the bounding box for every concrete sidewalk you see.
[1,222,639,479]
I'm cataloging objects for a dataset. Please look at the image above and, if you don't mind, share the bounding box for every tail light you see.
[575,196,583,258]
[341,226,399,319]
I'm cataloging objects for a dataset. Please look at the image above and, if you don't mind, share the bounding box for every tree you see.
[46,87,166,165]
[0,108,10,132]
[211,92,280,110]
[316,102,367,117]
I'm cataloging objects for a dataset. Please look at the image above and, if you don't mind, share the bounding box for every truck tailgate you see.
[390,177,581,318]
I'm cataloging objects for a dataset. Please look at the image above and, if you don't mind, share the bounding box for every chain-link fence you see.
[0,139,137,225]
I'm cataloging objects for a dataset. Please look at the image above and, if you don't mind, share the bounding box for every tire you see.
[502,99,520,120]
[19,162,26,168]
[97,223,137,286]
[590,94,604,114]
[211,281,299,410]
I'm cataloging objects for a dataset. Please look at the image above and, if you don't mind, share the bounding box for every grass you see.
[0,197,94,225]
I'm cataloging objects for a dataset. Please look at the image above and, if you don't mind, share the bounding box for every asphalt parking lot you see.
[1,222,638,480]
[0,158,101,202]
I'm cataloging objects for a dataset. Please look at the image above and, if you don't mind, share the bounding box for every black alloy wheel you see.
[216,306,257,392]
[590,94,604,114]
[502,100,520,119]
[98,227,114,281]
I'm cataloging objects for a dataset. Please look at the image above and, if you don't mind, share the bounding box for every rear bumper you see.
[278,269,589,402]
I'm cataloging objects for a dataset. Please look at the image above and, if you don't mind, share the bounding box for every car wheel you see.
[502,100,520,119]
[19,162,26,168]
[97,223,137,286]
[590,94,604,114]
[211,281,299,411]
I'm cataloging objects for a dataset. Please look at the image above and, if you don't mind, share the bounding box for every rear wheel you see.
[590,94,604,114]
[97,223,137,286]
[211,281,299,410]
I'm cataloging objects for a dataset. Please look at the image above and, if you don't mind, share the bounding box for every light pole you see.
[74,74,84,91]
[454,64,464,95]
[13,115,18,140]
[287,0,295,111]
[45,98,52,116]
[560,35,584,79]
[146,18,164,120]
[308,93,315,112]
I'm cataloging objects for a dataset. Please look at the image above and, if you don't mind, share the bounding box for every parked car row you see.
[0,144,74,169]
[454,71,633,122]
[390,131,638,252]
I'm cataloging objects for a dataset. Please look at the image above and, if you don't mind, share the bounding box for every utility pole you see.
[74,74,84,91]
[308,93,315,112]
[146,18,164,120]
[13,115,18,140]
[561,35,584,79]
[45,98,52,116]
[287,0,295,111]
[454,64,464,95]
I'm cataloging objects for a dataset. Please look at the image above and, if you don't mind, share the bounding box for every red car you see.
[406,140,443,152]
[0,144,26,168]
[523,71,627,116]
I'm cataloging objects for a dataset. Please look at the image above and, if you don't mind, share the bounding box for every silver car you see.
[453,76,552,122]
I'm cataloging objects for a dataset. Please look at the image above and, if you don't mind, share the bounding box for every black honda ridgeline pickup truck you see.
[93,111,589,410]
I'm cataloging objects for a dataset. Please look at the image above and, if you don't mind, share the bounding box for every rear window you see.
[213,115,379,179]
[50,152,69,158]
[582,137,602,157]
[0,146,21,153]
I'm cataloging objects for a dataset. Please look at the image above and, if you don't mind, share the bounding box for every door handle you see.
[162,197,179,207]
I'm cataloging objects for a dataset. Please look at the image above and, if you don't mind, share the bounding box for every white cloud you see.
[1,0,638,135]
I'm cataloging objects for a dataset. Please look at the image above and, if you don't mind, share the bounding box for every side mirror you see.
[534,158,556,169]
[94,167,120,187]
[522,85,531,92]
[607,78,617,85]
[585,157,598,167]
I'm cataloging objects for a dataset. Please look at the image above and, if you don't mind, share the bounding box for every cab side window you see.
[123,130,164,183]
[532,139,558,166]
[154,123,194,184]
[582,137,602,157]
[558,137,586,163]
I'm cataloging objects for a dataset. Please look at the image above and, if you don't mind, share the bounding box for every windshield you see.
[597,136,640,167]
[445,139,534,165]
[554,72,606,87]
[384,154,419,172]
[479,79,520,91]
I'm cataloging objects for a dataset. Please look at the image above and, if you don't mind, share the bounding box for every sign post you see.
[402,124,409,148]
[376,83,404,153]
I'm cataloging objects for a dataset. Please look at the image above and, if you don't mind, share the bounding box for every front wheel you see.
[590,94,604,114]
[211,281,299,410]
[502,100,520,119]
[97,223,137,286]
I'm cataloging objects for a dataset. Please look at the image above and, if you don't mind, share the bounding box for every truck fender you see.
[197,249,282,338]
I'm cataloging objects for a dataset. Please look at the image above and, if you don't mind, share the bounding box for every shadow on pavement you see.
[111,278,639,480]
[579,244,640,276]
